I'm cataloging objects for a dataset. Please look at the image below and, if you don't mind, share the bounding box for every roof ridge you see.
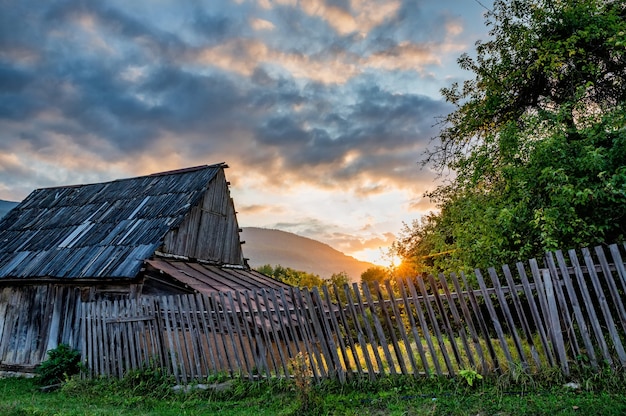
[147,163,227,177]
[37,163,227,191]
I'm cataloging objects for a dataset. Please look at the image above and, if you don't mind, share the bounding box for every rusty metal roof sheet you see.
[0,164,224,279]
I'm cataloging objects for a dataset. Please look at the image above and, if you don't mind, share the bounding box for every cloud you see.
[327,231,397,253]
[0,0,492,261]
[238,204,281,215]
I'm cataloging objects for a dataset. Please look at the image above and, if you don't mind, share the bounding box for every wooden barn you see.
[0,163,291,373]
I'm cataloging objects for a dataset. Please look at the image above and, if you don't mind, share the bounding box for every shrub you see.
[35,344,82,386]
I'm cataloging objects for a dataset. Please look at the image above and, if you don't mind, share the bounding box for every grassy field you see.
[1,366,625,416]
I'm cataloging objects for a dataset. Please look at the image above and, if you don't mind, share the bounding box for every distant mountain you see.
[240,227,375,282]
[0,200,18,219]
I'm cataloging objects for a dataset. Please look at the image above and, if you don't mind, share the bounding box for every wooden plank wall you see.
[162,169,244,265]
[0,285,82,372]
[78,243,626,383]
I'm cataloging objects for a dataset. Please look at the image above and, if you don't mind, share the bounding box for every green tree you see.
[400,0,626,274]
[360,266,389,292]
[326,271,351,287]
[256,264,325,289]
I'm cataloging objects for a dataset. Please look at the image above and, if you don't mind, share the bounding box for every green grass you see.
[1,365,625,416]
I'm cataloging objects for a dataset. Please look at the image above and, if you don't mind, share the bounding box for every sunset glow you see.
[0,0,492,264]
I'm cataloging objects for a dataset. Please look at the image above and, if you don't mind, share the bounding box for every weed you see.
[119,363,174,398]
[288,352,323,414]
[495,362,536,395]
[458,368,483,387]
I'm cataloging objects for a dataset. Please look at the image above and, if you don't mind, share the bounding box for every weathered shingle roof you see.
[0,164,224,279]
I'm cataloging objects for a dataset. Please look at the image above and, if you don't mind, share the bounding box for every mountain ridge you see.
[241,227,374,282]
[0,200,18,219]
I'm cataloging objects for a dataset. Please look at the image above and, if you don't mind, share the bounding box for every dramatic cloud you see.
[0,0,492,262]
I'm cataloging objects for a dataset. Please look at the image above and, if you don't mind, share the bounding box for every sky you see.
[0,0,493,265]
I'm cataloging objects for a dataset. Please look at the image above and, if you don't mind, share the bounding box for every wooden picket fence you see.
[80,243,626,382]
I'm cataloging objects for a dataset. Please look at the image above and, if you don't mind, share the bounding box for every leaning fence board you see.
[332,285,363,376]
[289,287,322,382]
[609,244,626,295]
[219,291,244,376]
[250,289,277,376]
[406,277,443,376]
[322,285,352,379]
[487,268,528,368]
[552,250,597,369]
[373,283,405,375]
[343,284,377,380]
[545,253,581,359]
[567,250,613,366]
[261,289,287,376]
[582,248,626,366]
[541,268,568,374]
[596,246,626,335]
[437,274,475,370]
[516,262,554,367]
[384,280,417,375]
[501,265,541,368]
[417,276,456,375]
[362,283,396,376]
[307,288,341,379]
[448,272,486,372]
[427,274,464,372]
[475,269,514,369]
[397,279,431,376]
[227,291,253,375]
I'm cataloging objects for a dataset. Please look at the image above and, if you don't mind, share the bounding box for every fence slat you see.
[596,246,626,335]
[322,285,352,380]
[551,251,599,369]
[437,273,476,370]
[448,273,487,372]
[567,250,613,366]
[609,244,626,295]
[375,283,406,375]
[516,263,555,367]
[384,280,417,375]
[545,253,582,359]
[343,284,377,380]
[582,248,626,367]
[427,274,464,373]
[417,277,456,375]
[259,289,288,378]
[406,278,443,376]
[501,265,541,368]
[227,291,252,376]
[361,283,396,376]
[289,287,323,382]
[240,290,268,378]
[475,269,514,370]
[541,268,569,374]
[487,268,528,368]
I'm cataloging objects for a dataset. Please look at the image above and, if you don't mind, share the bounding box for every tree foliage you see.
[256,264,352,289]
[397,0,626,273]
[257,264,325,288]
[360,266,390,291]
